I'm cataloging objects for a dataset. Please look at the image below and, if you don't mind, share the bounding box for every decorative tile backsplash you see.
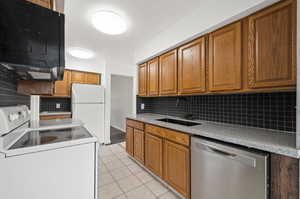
[0,65,29,107]
[40,97,71,112]
[137,92,296,132]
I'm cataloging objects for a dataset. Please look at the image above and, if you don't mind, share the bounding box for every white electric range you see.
[0,105,99,199]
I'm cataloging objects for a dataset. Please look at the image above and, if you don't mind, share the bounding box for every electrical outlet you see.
[56,103,61,109]
[141,103,145,110]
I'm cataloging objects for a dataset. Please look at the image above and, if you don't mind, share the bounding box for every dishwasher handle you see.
[194,142,257,168]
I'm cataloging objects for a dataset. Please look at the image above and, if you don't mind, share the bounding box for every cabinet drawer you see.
[126,120,144,130]
[163,129,190,146]
[145,124,165,137]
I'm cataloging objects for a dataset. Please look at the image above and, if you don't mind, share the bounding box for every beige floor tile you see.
[120,157,135,166]
[117,175,143,192]
[100,182,123,199]
[105,159,125,171]
[102,156,119,164]
[110,166,132,180]
[145,180,169,197]
[125,185,156,199]
[135,170,154,184]
[114,194,127,199]
[128,164,144,174]
[158,191,180,199]
[100,164,109,174]
[115,152,129,159]
[99,173,115,187]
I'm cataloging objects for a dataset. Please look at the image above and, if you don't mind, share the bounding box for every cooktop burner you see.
[9,126,92,150]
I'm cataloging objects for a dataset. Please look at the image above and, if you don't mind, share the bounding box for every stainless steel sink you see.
[156,118,201,126]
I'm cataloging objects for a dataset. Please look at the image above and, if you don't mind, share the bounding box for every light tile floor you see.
[99,142,180,199]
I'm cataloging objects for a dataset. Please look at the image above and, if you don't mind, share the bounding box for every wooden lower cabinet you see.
[133,129,145,164]
[164,140,190,198]
[270,153,299,199]
[145,133,163,178]
[126,126,134,156]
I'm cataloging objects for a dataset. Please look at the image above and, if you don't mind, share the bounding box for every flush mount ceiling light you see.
[91,11,127,35]
[68,47,94,59]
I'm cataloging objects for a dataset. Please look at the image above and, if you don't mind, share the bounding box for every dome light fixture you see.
[68,47,94,59]
[91,11,127,35]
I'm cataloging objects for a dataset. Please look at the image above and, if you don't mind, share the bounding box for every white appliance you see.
[72,83,105,143]
[0,105,99,199]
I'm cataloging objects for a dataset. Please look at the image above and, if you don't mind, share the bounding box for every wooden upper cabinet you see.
[164,140,190,198]
[145,133,163,178]
[71,71,86,84]
[178,37,206,94]
[147,58,159,96]
[138,63,148,96]
[85,73,101,85]
[26,0,52,9]
[54,70,71,97]
[159,50,178,96]
[247,0,296,89]
[209,22,242,92]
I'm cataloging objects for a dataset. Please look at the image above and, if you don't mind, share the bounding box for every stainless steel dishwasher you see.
[191,137,269,199]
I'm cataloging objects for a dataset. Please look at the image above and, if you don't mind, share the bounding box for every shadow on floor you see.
[110,126,126,145]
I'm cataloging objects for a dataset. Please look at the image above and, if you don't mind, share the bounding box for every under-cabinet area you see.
[138,0,296,97]
[126,117,299,199]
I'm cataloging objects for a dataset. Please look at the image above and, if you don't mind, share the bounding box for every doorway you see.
[110,74,133,144]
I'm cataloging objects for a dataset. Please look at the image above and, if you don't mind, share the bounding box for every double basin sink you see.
[157,118,201,127]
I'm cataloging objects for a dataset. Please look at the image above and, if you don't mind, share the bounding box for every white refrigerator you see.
[72,83,105,143]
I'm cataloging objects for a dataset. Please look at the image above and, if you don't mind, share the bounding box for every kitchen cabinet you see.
[247,0,296,89]
[26,0,52,9]
[126,126,134,156]
[159,50,178,96]
[85,72,101,85]
[133,129,145,164]
[208,22,242,92]
[40,114,71,120]
[164,140,190,198]
[138,63,148,96]
[54,70,71,97]
[270,153,299,199]
[17,80,54,95]
[178,37,206,94]
[71,71,86,84]
[145,133,163,178]
[147,58,159,96]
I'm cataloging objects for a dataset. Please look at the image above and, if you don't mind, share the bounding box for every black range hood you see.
[0,0,65,81]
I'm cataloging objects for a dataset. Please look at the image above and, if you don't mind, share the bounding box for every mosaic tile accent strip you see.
[40,97,71,112]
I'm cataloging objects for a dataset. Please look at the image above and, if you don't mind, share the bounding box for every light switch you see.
[141,103,145,110]
[56,103,61,109]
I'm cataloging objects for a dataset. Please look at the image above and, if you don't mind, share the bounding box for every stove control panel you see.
[0,106,30,136]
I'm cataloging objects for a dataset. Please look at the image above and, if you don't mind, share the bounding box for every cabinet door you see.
[159,50,178,95]
[147,58,159,96]
[17,80,54,95]
[85,73,101,85]
[209,22,242,92]
[138,63,148,96]
[248,0,296,88]
[270,153,299,199]
[178,37,206,94]
[54,70,71,97]
[164,140,190,198]
[40,114,71,120]
[26,0,52,9]
[71,71,86,84]
[133,129,145,164]
[126,126,134,156]
[145,133,163,178]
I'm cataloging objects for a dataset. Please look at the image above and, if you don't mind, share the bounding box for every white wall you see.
[111,75,133,131]
[65,54,106,74]
[134,0,280,63]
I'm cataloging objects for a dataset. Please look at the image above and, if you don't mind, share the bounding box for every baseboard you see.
[111,125,125,133]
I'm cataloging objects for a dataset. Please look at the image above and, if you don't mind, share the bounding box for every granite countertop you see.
[40,112,72,116]
[127,113,300,158]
